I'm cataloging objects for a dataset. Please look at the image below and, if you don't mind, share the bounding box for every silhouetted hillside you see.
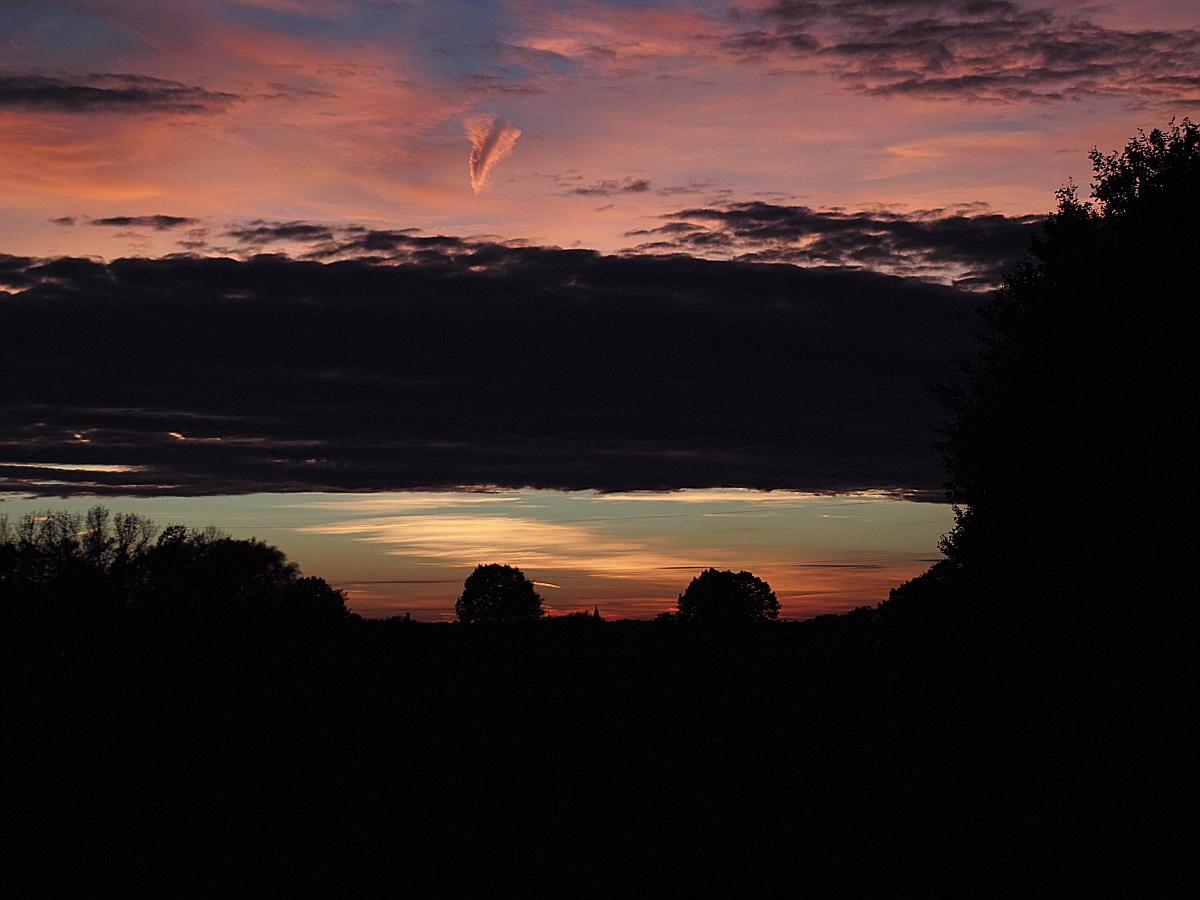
[5,597,1193,898]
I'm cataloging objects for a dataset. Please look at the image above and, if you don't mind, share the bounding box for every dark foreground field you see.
[5,614,1194,898]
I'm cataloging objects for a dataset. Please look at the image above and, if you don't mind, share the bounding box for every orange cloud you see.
[298,514,690,578]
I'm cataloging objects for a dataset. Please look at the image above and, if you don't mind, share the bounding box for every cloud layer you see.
[729,0,1200,104]
[0,243,978,499]
[627,201,1041,289]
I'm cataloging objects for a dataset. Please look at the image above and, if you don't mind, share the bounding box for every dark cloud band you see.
[0,246,979,500]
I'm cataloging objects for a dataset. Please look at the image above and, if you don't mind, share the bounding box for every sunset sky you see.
[3,0,1196,618]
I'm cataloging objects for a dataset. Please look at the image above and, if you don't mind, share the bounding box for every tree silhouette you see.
[455,563,545,624]
[283,576,353,624]
[675,568,780,623]
[0,506,349,628]
[933,119,1198,621]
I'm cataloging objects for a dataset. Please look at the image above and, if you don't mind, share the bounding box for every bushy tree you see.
[675,568,780,623]
[455,563,544,624]
[935,120,1198,617]
[136,527,301,621]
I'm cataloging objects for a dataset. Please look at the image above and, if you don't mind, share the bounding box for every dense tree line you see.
[1,506,351,635]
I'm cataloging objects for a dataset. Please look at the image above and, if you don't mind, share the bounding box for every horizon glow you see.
[0,489,953,621]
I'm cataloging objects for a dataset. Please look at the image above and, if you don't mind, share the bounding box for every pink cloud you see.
[465,115,522,193]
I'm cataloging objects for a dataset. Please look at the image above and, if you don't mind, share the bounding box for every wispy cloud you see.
[225,221,338,246]
[626,200,1040,289]
[596,489,839,504]
[465,114,522,193]
[297,514,686,577]
[212,200,1036,290]
[0,73,238,114]
[89,215,200,231]
[285,493,522,512]
[727,0,1200,105]
[563,176,651,197]
[218,220,474,259]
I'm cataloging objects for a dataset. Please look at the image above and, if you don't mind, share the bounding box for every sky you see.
[2,0,1196,619]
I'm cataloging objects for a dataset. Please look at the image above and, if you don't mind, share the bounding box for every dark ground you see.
[4,612,1194,898]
